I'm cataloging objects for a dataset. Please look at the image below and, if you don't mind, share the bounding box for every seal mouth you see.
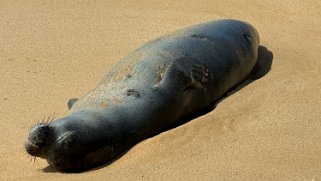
[25,139,39,155]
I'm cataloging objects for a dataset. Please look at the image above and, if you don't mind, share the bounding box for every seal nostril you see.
[25,139,38,155]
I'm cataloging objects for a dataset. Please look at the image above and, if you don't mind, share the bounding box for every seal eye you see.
[243,33,252,43]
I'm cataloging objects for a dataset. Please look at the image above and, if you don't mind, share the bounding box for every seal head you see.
[25,112,124,172]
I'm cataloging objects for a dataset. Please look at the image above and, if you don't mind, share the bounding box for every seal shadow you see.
[42,45,273,173]
[42,147,136,173]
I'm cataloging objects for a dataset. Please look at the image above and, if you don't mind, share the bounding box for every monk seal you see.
[24,19,260,172]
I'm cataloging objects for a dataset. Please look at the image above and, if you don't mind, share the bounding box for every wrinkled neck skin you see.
[40,88,184,172]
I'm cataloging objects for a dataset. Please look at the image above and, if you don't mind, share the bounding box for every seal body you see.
[25,19,259,172]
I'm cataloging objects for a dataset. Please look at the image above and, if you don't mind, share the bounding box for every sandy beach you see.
[1,0,321,180]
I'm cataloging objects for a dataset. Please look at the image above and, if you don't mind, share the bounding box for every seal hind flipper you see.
[67,98,79,110]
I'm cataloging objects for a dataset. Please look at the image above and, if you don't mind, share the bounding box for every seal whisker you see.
[36,117,45,126]
[43,115,48,124]
[46,114,52,123]
[36,120,40,126]
[41,116,45,124]
[42,112,57,124]
[35,113,56,126]
[49,112,57,123]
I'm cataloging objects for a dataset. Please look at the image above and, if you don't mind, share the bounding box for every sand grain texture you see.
[1,0,321,180]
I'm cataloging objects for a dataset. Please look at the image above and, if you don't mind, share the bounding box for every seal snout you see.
[25,124,50,157]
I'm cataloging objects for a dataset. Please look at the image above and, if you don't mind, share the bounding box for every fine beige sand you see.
[1,0,321,180]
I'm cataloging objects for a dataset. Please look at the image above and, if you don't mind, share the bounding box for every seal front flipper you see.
[162,57,208,90]
[67,98,78,110]
[187,63,208,90]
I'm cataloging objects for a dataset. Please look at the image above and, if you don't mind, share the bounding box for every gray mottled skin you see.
[25,19,259,172]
